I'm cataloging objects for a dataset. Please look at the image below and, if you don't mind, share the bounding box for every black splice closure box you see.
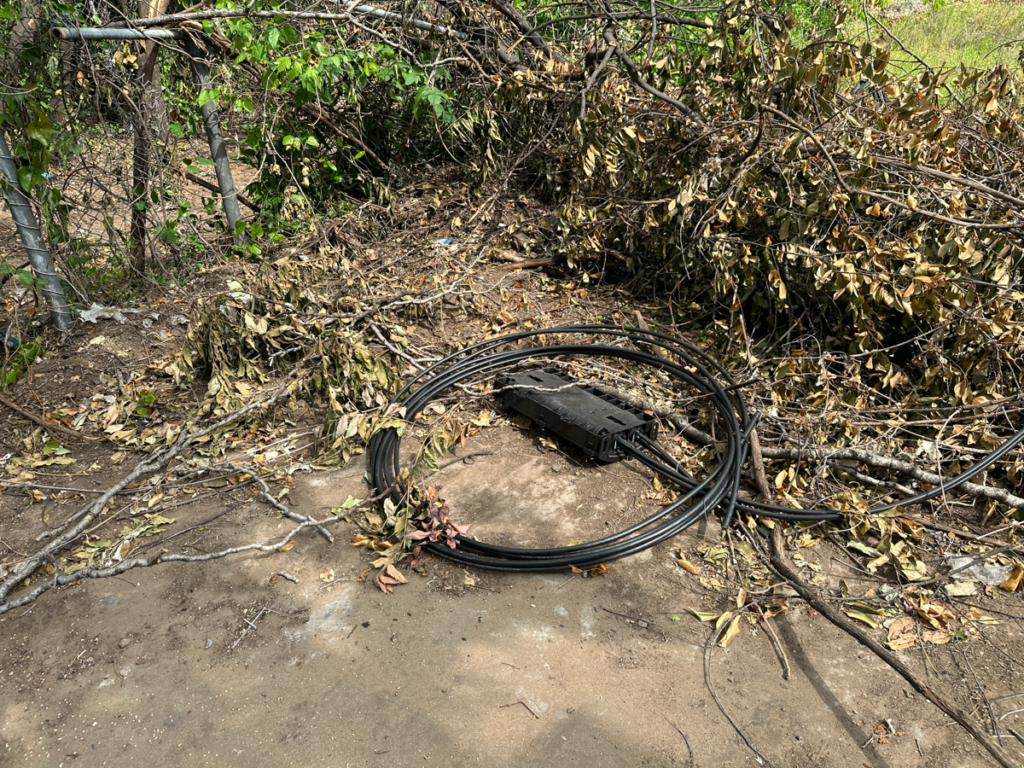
[495,368,658,462]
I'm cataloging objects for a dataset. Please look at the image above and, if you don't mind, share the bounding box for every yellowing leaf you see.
[845,610,879,629]
[676,555,701,575]
[277,541,296,553]
[688,608,721,622]
[848,541,883,558]
[1000,563,1024,592]
[718,615,742,647]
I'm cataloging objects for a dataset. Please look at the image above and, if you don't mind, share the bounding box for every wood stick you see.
[0,393,95,441]
[768,525,1019,768]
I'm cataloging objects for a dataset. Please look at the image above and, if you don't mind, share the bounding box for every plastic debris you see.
[78,303,142,324]
[0,325,19,349]
[946,556,1012,587]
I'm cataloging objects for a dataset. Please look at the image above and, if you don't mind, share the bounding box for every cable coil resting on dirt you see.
[367,326,1024,572]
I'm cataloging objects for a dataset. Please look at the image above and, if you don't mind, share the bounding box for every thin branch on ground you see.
[767,525,1019,768]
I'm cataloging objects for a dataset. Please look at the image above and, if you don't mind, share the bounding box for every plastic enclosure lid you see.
[495,368,658,462]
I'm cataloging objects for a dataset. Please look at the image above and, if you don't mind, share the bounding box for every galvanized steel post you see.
[183,36,244,246]
[0,129,73,331]
[50,27,186,41]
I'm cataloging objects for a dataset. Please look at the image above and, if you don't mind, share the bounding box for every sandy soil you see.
[3,419,1021,768]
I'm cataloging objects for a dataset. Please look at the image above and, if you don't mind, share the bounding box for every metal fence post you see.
[0,128,73,331]
[183,36,244,246]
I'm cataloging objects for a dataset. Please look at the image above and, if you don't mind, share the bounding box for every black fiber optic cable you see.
[366,325,1024,572]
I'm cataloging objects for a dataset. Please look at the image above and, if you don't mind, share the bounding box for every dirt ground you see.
[3,415,1024,768]
[3,203,1024,767]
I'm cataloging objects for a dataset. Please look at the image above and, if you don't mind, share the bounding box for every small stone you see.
[638,620,649,629]
[205,639,212,649]
[118,638,130,649]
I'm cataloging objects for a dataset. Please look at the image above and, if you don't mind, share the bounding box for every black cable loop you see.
[366,325,1024,572]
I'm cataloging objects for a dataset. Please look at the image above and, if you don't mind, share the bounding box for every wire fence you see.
[2,11,252,310]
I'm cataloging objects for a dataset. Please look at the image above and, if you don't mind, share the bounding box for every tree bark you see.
[137,0,172,151]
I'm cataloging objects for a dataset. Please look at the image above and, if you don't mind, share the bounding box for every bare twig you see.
[704,612,776,766]
[0,394,95,442]
[0,374,304,606]
[500,700,540,719]
[768,526,1019,768]
[761,444,1024,511]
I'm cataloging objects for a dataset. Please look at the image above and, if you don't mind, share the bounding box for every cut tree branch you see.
[768,525,1019,768]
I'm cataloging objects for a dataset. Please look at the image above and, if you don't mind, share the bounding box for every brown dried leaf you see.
[385,564,408,584]
[376,573,397,594]
[277,540,296,553]
[718,615,742,648]
[887,616,914,641]
[676,555,701,575]
[886,633,917,651]
[1000,563,1024,592]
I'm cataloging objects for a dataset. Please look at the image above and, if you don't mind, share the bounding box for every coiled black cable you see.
[366,325,1024,572]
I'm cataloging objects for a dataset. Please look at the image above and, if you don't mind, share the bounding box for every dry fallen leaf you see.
[319,569,335,583]
[1000,562,1024,592]
[376,572,400,594]
[277,540,296,553]
[921,630,952,645]
[718,615,742,648]
[676,555,701,575]
[886,633,917,651]
[715,610,735,631]
[887,616,914,641]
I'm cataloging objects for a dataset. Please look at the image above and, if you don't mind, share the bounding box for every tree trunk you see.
[129,120,150,272]
[137,0,172,151]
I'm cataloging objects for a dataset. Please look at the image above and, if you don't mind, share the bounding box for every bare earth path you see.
[1,446,1005,768]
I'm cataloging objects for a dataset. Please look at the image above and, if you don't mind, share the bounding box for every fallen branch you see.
[761,444,1024,512]
[768,525,1019,768]
[0,488,391,615]
[0,373,303,604]
[231,463,334,543]
[0,393,96,442]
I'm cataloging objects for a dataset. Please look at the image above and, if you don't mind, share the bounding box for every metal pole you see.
[105,6,469,40]
[348,4,468,39]
[50,27,186,40]
[0,129,73,331]
[182,37,243,246]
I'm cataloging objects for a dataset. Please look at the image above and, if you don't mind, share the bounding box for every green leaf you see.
[17,165,36,193]
[27,106,52,148]
[847,541,883,558]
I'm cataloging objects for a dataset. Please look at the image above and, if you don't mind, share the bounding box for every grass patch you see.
[881,0,1024,70]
